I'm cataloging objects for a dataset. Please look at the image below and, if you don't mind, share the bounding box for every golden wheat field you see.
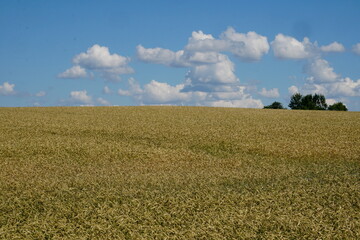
[0,106,359,239]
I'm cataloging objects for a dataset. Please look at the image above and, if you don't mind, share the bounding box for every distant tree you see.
[263,101,285,109]
[328,102,348,111]
[288,93,303,109]
[289,93,327,110]
[300,94,314,110]
[312,94,327,110]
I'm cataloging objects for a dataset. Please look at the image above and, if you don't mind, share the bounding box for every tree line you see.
[263,93,348,111]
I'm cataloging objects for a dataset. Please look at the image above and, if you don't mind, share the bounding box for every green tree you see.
[328,102,348,111]
[300,94,315,110]
[263,101,285,109]
[312,94,327,110]
[288,93,327,110]
[288,93,303,109]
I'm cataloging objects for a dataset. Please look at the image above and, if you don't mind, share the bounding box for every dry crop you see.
[0,106,359,239]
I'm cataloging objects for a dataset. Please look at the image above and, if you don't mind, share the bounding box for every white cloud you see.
[185,31,229,53]
[305,58,339,83]
[70,90,92,104]
[96,97,110,106]
[142,80,189,103]
[258,88,280,98]
[58,65,87,79]
[136,28,270,101]
[184,28,269,61]
[73,44,129,69]
[185,51,224,64]
[352,43,360,55]
[134,28,269,108]
[0,82,15,96]
[271,34,314,59]
[326,78,360,97]
[59,44,133,82]
[221,27,270,61]
[123,77,143,95]
[119,79,189,104]
[288,85,299,95]
[35,91,46,97]
[209,86,247,100]
[118,89,131,96]
[185,54,239,85]
[137,45,230,67]
[289,53,360,102]
[291,77,360,99]
[138,27,269,68]
[208,99,263,108]
[137,45,241,93]
[136,45,189,67]
[320,42,345,53]
[103,86,112,94]
[119,78,263,108]
[189,30,215,41]
[326,98,337,106]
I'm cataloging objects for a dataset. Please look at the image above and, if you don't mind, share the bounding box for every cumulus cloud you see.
[118,78,263,108]
[185,31,228,53]
[283,46,360,109]
[273,35,346,58]
[258,88,280,98]
[324,78,360,97]
[96,97,110,106]
[272,34,360,106]
[59,45,133,81]
[271,34,315,59]
[35,91,46,97]
[73,45,130,69]
[103,86,112,94]
[138,28,269,66]
[298,77,360,98]
[320,42,345,53]
[142,80,190,103]
[208,99,263,108]
[136,28,269,98]
[134,28,269,108]
[70,90,92,104]
[288,85,299,95]
[136,45,189,67]
[185,54,239,86]
[58,65,87,79]
[184,28,269,61]
[288,53,360,103]
[137,33,241,94]
[137,45,229,67]
[305,58,339,83]
[0,82,15,96]
[118,89,131,96]
[119,78,189,104]
[63,90,111,106]
[118,77,143,96]
[352,43,360,55]
[220,27,270,61]
[326,98,337,106]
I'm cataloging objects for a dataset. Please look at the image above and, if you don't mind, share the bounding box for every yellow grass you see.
[0,106,359,239]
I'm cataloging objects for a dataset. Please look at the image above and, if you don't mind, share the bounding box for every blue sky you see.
[1,0,360,110]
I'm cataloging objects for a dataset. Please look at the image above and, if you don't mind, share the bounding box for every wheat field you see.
[0,106,359,239]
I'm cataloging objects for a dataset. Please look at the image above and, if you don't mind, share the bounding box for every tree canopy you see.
[288,93,327,110]
[263,101,285,109]
[288,93,303,110]
[262,93,348,111]
[288,93,348,111]
[328,102,348,111]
